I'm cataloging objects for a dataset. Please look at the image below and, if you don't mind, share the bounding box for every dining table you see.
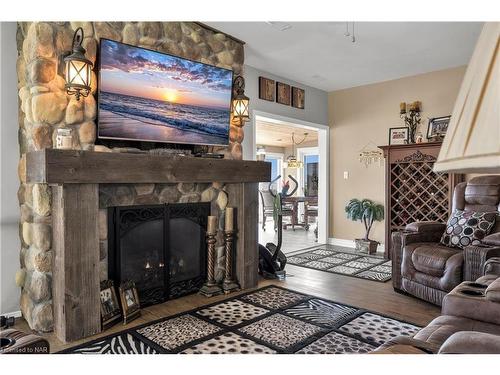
[281,195,318,230]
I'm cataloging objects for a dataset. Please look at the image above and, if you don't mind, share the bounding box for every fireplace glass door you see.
[108,203,209,307]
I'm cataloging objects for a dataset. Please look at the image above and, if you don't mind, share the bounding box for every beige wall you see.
[328,66,467,244]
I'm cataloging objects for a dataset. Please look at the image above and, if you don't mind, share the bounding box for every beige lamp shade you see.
[433,22,500,173]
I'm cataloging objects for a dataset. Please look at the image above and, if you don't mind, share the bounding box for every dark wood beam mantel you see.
[26,149,270,184]
[24,149,270,343]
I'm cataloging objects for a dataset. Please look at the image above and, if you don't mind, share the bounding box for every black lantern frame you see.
[63,27,93,101]
[232,75,250,121]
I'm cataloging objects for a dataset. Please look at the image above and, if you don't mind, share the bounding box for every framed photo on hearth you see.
[100,280,122,330]
[259,76,275,102]
[291,87,305,109]
[388,127,409,145]
[119,281,141,325]
[427,115,451,141]
[276,82,291,105]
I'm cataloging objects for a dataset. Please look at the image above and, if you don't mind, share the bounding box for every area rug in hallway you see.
[287,245,392,282]
[60,285,418,354]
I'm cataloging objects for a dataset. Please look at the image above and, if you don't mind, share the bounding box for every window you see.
[295,150,319,197]
[264,153,284,192]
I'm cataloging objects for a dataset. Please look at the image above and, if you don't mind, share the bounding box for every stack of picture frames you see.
[100,280,141,330]
[259,76,305,109]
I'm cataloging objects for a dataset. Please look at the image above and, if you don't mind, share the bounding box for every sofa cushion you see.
[438,331,500,354]
[486,278,500,303]
[440,209,497,249]
[477,274,499,285]
[414,315,500,347]
[409,244,461,277]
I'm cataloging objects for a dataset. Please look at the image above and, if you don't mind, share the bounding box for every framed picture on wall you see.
[259,77,275,101]
[276,82,291,105]
[291,87,305,109]
[388,127,409,145]
[427,115,451,141]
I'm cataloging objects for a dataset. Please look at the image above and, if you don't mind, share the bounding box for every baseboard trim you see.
[328,238,355,248]
[328,237,385,253]
[1,310,21,318]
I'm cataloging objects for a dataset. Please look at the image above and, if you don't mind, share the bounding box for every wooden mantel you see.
[26,149,270,184]
[25,149,270,343]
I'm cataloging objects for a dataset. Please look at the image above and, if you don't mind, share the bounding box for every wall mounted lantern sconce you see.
[61,27,93,101]
[232,75,250,123]
[400,101,422,144]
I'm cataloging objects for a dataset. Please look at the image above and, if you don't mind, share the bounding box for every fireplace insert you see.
[108,202,209,307]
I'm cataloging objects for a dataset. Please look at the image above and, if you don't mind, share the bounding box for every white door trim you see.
[251,110,330,244]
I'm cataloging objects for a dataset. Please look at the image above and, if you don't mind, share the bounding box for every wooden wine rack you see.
[379,142,463,258]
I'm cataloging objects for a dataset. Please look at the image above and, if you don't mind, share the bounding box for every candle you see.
[225,207,234,231]
[400,102,406,114]
[56,128,73,149]
[207,216,217,234]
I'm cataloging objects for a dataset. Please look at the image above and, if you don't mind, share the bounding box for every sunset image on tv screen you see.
[98,39,233,146]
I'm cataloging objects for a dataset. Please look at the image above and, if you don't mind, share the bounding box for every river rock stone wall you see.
[16,22,245,332]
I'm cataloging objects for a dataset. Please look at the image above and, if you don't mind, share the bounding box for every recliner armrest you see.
[439,331,500,354]
[484,232,500,246]
[442,281,500,326]
[405,221,446,233]
[399,230,444,247]
[484,257,500,276]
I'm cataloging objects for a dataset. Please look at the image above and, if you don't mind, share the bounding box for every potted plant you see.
[345,198,384,254]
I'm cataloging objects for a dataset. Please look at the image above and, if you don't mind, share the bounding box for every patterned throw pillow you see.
[440,210,498,249]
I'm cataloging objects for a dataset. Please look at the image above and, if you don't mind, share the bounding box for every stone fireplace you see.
[15,21,248,336]
[107,202,210,306]
[24,149,269,342]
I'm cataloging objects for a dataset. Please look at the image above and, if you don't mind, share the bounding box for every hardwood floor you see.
[259,222,318,253]
[12,263,440,353]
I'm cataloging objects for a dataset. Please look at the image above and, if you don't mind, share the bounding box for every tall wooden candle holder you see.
[199,217,223,297]
[222,230,240,294]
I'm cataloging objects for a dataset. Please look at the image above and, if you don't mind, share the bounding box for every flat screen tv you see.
[98,39,233,146]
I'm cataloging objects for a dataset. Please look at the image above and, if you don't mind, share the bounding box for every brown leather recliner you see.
[392,175,500,306]
[374,258,500,354]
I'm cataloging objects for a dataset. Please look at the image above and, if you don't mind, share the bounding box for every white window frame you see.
[264,152,284,191]
[297,146,319,197]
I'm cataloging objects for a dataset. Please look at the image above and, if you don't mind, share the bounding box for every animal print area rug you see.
[287,245,392,282]
[61,286,419,354]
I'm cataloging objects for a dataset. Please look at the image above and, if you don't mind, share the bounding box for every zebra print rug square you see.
[287,245,392,282]
[61,285,419,354]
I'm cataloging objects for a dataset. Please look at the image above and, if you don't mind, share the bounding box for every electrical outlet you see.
[343,171,349,180]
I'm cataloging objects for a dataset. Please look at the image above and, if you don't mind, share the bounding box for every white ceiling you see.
[256,120,318,148]
[206,22,483,91]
